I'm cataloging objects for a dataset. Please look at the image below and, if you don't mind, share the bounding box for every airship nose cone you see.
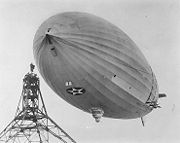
[45,28,53,35]
[45,27,60,37]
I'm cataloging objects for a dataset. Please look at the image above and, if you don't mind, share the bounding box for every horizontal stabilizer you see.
[159,93,167,98]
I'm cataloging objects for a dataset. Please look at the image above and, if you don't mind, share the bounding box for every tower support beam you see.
[0,64,76,143]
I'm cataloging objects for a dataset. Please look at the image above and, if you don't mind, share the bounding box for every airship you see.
[33,12,166,123]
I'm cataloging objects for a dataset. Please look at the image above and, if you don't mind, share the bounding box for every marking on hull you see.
[66,87,86,96]
[65,81,72,86]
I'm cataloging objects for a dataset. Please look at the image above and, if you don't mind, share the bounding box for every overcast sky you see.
[0,0,180,143]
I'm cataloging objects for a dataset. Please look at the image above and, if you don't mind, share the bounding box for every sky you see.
[0,0,180,143]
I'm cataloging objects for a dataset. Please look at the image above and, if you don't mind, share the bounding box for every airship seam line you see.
[53,37,152,94]
[51,32,150,65]
[60,41,151,111]
[61,49,144,115]
[49,33,151,74]
[67,38,153,87]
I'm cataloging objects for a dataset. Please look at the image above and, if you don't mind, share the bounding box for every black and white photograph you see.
[0,0,179,143]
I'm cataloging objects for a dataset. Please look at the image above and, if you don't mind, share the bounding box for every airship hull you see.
[33,12,159,119]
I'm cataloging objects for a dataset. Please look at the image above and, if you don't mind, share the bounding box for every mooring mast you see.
[0,64,77,143]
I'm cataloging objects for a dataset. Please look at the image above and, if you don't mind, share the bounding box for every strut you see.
[0,63,77,143]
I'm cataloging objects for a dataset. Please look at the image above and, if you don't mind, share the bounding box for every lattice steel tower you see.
[0,64,76,143]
